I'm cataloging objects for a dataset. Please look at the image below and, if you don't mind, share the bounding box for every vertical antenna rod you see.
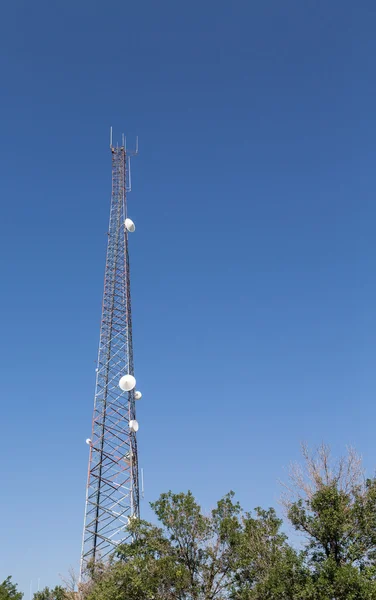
[80,131,139,578]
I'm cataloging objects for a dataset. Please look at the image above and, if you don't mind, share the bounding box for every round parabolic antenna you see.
[129,419,139,432]
[119,374,136,391]
[86,438,92,445]
[125,218,136,233]
[134,390,142,400]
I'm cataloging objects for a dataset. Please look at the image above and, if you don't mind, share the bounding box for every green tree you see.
[149,490,242,600]
[234,507,309,600]
[0,578,23,600]
[86,491,243,600]
[83,444,376,600]
[33,587,67,600]
[283,443,376,599]
[85,491,310,600]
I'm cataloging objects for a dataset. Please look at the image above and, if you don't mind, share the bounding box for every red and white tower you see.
[80,131,140,577]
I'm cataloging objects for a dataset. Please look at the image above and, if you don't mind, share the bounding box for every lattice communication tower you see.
[80,131,140,577]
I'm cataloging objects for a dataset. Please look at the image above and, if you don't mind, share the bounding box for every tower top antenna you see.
[110,126,139,154]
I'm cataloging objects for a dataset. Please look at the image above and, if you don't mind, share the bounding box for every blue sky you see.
[1,0,376,592]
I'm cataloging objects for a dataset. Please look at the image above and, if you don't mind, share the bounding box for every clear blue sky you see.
[1,0,376,592]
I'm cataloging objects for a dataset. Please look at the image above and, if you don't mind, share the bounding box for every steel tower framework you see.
[80,136,139,577]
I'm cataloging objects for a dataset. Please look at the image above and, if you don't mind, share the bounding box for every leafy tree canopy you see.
[33,587,67,600]
[0,578,23,600]
[79,444,376,600]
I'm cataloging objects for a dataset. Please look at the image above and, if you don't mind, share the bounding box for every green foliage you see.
[235,507,310,599]
[83,445,376,600]
[286,444,376,598]
[288,480,376,569]
[85,491,244,600]
[306,559,376,600]
[150,490,242,599]
[85,491,310,600]
[33,587,67,600]
[0,578,23,600]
